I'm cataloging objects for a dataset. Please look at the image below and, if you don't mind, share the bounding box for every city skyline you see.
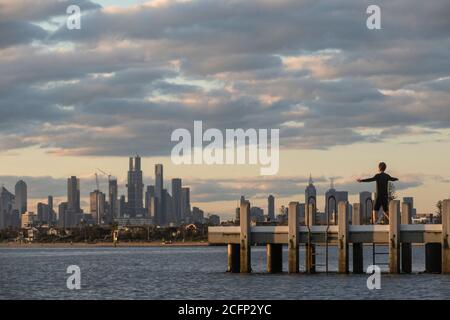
[1,0,450,219]
[0,155,447,222]
[0,154,437,229]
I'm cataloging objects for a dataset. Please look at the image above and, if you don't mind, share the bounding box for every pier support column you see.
[227,244,240,273]
[338,201,349,273]
[240,201,251,273]
[267,244,283,273]
[401,202,412,273]
[305,203,316,273]
[389,200,401,273]
[352,203,363,274]
[443,199,450,274]
[425,243,442,273]
[288,202,299,273]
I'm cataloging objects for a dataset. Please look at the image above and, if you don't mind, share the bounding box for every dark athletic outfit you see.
[360,172,398,213]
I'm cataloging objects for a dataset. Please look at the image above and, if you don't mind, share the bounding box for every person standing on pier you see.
[357,162,399,224]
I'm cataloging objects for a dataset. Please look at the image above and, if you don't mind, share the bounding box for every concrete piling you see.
[443,199,450,274]
[352,203,364,274]
[305,203,315,273]
[401,202,412,273]
[267,244,283,273]
[389,200,401,273]
[288,201,299,273]
[227,244,240,273]
[211,197,450,275]
[338,201,349,273]
[240,200,251,273]
[425,243,442,273]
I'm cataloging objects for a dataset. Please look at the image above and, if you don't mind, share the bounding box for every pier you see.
[208,199,450,274]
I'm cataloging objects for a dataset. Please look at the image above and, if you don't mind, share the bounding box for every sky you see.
[0,0,449,220]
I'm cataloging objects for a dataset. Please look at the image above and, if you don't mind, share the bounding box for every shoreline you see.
[0,241,211,248]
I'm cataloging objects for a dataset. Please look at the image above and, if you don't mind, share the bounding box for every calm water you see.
[1,245,449,300]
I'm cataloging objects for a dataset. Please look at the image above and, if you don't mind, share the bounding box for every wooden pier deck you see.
[208,199,450,274]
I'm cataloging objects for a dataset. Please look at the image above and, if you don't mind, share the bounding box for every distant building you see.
[171,178,182,224]
[192,207,204,223]
[127,156,144,217]
[403,197,417,218]
[48,196,55,225]
[297,203,306,225]
[164,189,173,225]
[268,195,275,221]
[154,164,164,225]
[90,190,106,225]
[118,195,126,217]
[58,202,68,228]
[109,179,118,220]
[0,187,19,229]
[115,217,153,227]
[67,176,81,213]
[305,175,317,212]
[250,207,264,222]
[325,180,348,225]
[66,176,83,227]
[21,211,36,229]
[37,202,49,223]
[208,214,220,226]
[181,187,191,223]
[359,191,373,224]
[145,185,156,218]
[14,180,27,215]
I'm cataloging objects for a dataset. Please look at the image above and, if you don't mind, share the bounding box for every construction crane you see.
[96,168,114,183]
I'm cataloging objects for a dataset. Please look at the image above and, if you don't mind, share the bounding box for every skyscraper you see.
[325,179,348,224]
[67,176,81,213]
[154,164,164,224]
[67,176,82,227]
[0,187,18,229]
[165,190,173,225]
[109,178,118,220]
[127,156,144,217]
[268,195,275,221]
[58,202,68,228]
[305,175,316,210]
[158,188,168,225]
[37,202,49,223]
[172,178,182,224]
[181,187,191,223]
[359,191,372,224]
[90,190,106,225]
[48,196,54,224]
[118,195,126,217]
[145,185,155,218]
[14,180,27,215]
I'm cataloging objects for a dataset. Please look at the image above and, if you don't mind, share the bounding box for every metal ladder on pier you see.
[372,243,389,267]
[306,220,330,273]
[371,211,389,267]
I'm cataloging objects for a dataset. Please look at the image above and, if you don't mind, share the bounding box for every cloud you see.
[0,0,450,157]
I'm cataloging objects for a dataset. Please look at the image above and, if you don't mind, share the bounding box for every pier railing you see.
[208,199,450,274]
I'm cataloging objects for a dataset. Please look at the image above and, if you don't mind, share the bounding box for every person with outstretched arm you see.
[357,162,399,224]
